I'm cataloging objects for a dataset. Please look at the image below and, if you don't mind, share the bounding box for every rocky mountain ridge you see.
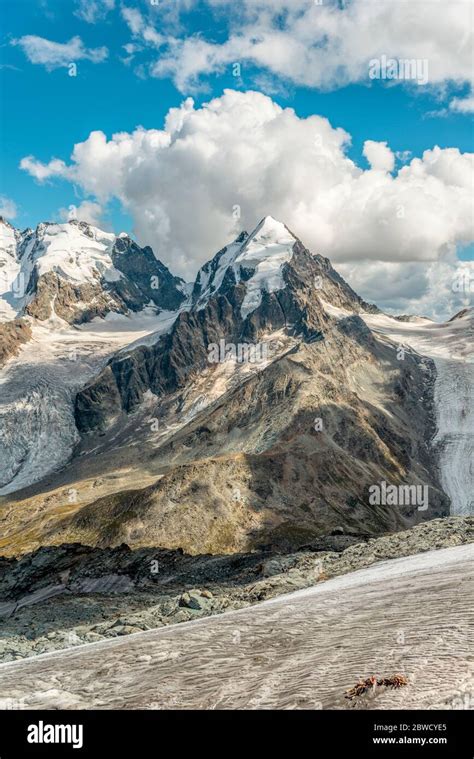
[74,216,379,432]
[0,215,458,558]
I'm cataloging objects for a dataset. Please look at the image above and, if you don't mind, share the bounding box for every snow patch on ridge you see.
[235,217,296,318]
[195,240,243,307]
[319,298,352,320]
[195,216,296,318]
[31,222,119,285]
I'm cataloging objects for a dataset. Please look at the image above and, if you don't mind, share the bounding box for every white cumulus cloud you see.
[19,156,71,182]
[12,35,108,69]
[363,141,395,172]
[123,0,473,111]
[338,258,474,322]
[58,200,106,228]
[0,196,18,220]
[19,89,474,318]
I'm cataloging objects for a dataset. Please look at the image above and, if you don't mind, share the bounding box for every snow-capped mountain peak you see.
[235,216,297,318]
[0,216,20,249]
[0,220,186,325]
[240,215,296,247]
[193,215,298,316]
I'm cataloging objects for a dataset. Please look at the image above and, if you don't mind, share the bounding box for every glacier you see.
[363,310,473,515]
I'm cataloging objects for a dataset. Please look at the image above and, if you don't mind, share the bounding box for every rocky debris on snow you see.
[0,516,471,663]
[179,590,213,610]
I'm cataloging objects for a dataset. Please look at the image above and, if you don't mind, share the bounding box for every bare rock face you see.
[111,236,186,313]
[0,319,31,368]
[23,270,127,323]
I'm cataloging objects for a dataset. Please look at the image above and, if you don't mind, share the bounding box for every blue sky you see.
[0,0,473,317]
[1,0,472,231]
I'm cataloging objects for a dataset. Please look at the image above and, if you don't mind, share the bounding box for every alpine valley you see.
[0,215,472,708]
